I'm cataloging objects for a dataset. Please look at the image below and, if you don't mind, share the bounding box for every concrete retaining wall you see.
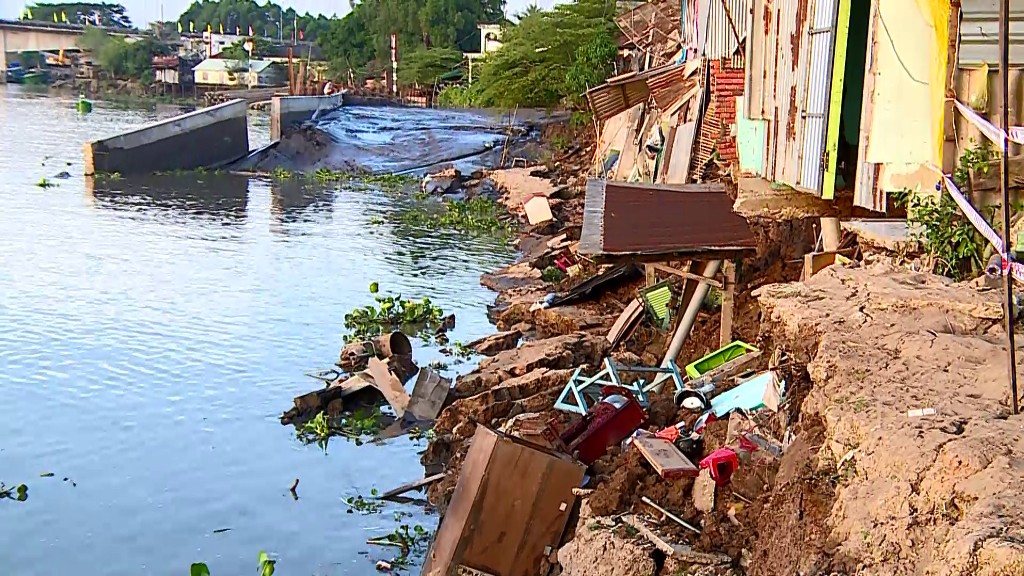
[84,99,249,176]
[270,94,343,141]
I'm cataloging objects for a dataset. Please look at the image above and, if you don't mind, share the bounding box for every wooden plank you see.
[620,515,731,565]
[719,261,736,348]
[379,473,446,500]
[632,435,699,479]
[607,298,644,347]
[365,357,410,417]
[650,263,724,289]
[645,264,657,287]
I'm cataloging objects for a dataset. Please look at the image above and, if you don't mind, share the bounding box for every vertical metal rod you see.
[999,0,1018,414]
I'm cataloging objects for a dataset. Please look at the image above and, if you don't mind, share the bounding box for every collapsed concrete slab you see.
[84,99,249,176]
[270,94,343,141]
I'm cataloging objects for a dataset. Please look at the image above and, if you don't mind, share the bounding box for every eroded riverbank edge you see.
[416,120,1024,576]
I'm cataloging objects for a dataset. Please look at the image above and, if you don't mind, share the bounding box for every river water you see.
[0,86,514,575]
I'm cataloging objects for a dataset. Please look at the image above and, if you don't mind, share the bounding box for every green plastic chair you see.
[639,281,674,330]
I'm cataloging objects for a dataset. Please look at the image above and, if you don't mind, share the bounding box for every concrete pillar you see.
[0,30,8,84]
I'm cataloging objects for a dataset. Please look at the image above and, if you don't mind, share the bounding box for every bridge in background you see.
[0,19,136,81]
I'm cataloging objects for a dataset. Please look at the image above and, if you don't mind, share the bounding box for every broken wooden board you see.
[692,468,716,513]
[632,435,699,479]
[422,426,585,576]
[606,298,644,347]
[379,472,446,500]
[620,515,731,565]
[406,367,451,421]
[365,357,411,417]
[524,195,554,225]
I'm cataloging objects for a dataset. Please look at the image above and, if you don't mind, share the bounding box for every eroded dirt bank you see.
[757,264,1024,576]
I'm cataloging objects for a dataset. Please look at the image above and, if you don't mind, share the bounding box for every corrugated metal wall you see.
[798,0,839,190]
[959,0,1024,67]
[701,0,748,65]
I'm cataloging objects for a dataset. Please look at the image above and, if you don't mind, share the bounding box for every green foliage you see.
[0,482,28,502]
[36,177,56,189]
[953,140,997,188]
[343,285,446,342]
[895,190,985,281]
[190,564,211,576]
[345,492,386,514]
[399,197,514,235]
[177,0,330,42]
[317,0,505,77]
[398,48,464,87]
[894,142,1008,281]
[436,84,478,108]
[471,0,618,108]
[541,266,565,283]
[383,524,432,568]
[81,27,171,81]
[297,408,386,448]
[26,2,133,28]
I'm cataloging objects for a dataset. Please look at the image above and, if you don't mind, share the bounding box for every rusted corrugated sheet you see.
[647,62,696,109]
[959,0,1024,66]
[586,73,650,121]
[702,0,749,65]
[579,179,757,258]
[742,0,813,189]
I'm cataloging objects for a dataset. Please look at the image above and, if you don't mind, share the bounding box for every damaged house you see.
[591,0,970,215]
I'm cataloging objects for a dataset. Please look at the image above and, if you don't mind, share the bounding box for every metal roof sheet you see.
[579,179,757,259]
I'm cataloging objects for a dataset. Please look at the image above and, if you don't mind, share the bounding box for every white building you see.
[193,58,280,87]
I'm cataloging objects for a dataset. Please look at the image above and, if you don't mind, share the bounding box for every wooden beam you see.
[650,263,724,289]
[720,260,736,348]
[645,263,657,287]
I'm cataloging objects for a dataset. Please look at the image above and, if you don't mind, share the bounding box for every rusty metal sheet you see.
[703,0,749,64]
[579,179,757,259]
[586,73,650,121]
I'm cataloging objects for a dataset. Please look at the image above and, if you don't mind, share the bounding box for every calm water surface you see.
[0,86,514,575]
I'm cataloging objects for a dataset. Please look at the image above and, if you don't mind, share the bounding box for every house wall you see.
[695,60,745,172]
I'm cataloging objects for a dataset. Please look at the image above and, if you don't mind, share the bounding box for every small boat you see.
[5,63,25,83]
[76,94,93,114]
[20,69,50,85]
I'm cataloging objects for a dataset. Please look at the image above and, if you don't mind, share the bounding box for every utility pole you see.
[999,0,1019,414]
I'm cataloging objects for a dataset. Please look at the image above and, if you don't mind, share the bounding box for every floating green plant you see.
[399,196,514,235]
[344,284,446,343]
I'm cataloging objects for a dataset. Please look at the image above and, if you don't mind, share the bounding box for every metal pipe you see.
[653,259,722,392]
[999,0,1019,414]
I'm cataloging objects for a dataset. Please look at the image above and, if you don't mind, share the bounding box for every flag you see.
[60,11,66,22]
[248,25,253,36]
[190,21,194,32]
[177,21,182,33]
[26,7,33,19]
[299,29,304,40]
[219,23,223,34]
[207,23,211,33]
[53,12,57,22]
[235,26,240,35]
[19,9,24,19]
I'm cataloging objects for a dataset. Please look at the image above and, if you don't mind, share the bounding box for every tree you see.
[79,26,170,81]
[27,2,133,28]
[317,0,506,79]
[471,0,618,108]
[177,0,329,42]
[398,47,463,87]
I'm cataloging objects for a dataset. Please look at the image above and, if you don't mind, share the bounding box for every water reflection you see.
[85,173,250,224]
[269,178,337,226]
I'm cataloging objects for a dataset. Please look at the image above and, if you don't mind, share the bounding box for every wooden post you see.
[645,264,656,287]
[720,260,736,347]
[287,47,294,95]
[998,0,1019,414]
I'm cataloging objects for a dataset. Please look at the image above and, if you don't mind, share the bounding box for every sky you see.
[2,0,558,24]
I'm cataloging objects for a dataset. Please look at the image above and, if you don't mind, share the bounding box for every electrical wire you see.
[876,5,930,86]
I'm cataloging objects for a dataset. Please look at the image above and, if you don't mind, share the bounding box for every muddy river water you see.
[0,86,514,575]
